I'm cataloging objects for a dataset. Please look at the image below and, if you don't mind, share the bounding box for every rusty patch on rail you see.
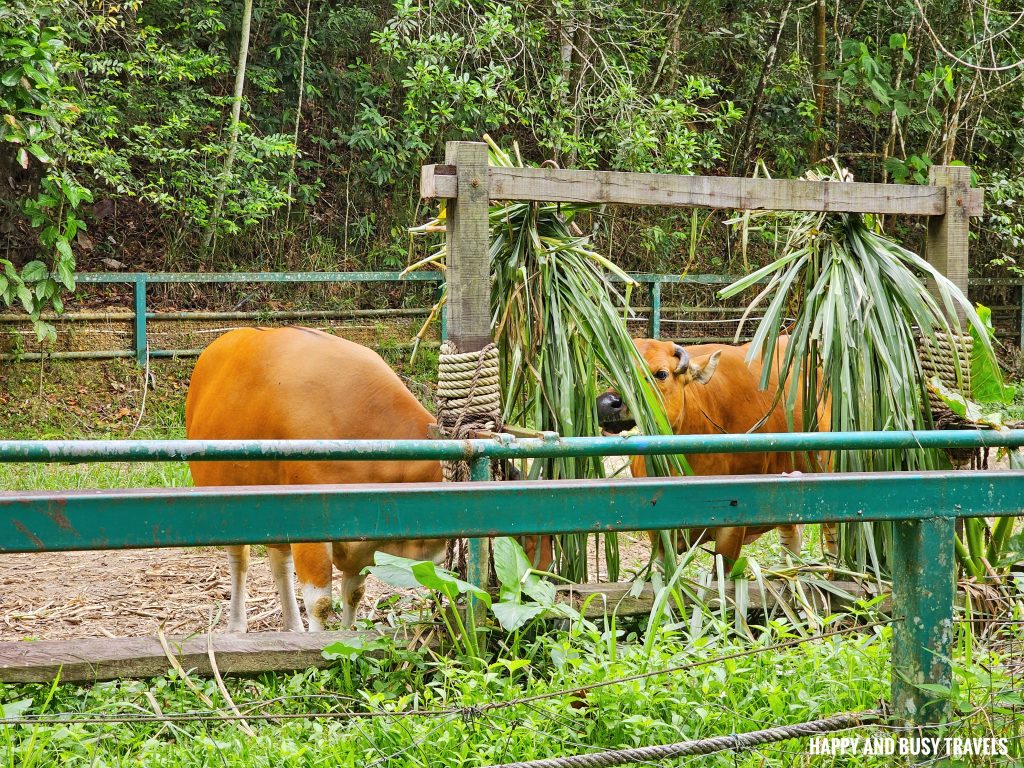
[11,521,44,549]
[45,506,75,533]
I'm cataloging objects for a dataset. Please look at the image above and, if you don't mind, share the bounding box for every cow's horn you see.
[673,344,689,374]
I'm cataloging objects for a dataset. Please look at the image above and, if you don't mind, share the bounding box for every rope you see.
[436,340,503,574]
[437,340,502,486]
[486,711,880,768]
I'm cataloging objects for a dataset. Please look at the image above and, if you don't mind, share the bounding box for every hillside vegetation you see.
[2,0,1023,340]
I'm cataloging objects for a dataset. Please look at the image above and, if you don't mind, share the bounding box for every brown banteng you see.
[186,327,444,632]
[596,336,831,562]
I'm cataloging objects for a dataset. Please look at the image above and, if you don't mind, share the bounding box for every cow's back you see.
[185,327,441,486]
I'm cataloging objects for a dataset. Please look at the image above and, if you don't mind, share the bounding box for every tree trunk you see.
[811,0,827,162]
[202,0,255,254]
[731,1,793,174]
[285,0,313,227]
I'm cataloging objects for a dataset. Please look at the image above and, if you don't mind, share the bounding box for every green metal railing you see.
[2,429,1021,551]
[1,271,1016,365]
[0,271,763,365]
[1,428,1022,724]
[4,428,1024,463]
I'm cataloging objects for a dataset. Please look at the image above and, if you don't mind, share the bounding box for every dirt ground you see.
[0,547,428,640]
[0,532,656,641]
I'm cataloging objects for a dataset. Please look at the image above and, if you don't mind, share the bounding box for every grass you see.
[2,623,893,767]
[3,617,1022,767]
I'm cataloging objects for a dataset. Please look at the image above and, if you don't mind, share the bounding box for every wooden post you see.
[926,165,972,322]
[445,141,491,351]
[443,141,493,598]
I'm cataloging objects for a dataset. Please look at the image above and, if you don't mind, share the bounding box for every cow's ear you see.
[689,351,721,385]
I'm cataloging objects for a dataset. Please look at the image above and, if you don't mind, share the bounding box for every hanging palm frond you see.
[409,135,687,582]
[720,162,998,576]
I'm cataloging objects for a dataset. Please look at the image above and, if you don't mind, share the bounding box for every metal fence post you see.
[648,279,661,339]
[468,456,492,620]
[443,140,493,602]
[133,275,147,366]
[890,516,956,724]
[891,167,971,726]
[1018,284,1023,349]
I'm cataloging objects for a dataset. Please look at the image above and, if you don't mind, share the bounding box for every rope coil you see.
[917,332,980,466]
[436,340,503,574]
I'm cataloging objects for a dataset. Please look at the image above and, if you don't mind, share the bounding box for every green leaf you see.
[1,698,32,718]
[25,143,51,164]
[926,377,1007,429]
[492,601,545,631]
[21,260,48,282]
[34,320,55,344]
[969,304,1013,404]
[322,634,390,661]
[56,262,74,291]
[493,536,531,600]
[362,552,422,589]
[410,560,491,607]
[55,237,74,264]
[17,284,33,313]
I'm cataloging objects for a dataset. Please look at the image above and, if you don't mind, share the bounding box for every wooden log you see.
[555,579,890,619]
[0,630,379,683]
[420,165,984,217]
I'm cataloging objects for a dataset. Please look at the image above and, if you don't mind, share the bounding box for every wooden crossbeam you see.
[420,165,984,217]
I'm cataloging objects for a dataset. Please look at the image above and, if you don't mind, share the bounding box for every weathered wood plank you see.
[0,631,380,683]
[444,143,492,353]
[926,165,972,324]
[556,579,889,618]
[421,166,984,217]
[0,580,888,682]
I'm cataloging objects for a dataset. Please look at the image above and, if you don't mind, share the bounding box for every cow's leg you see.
[522,535,554,571]
[268,544,305,632]
[226,544,249,633]
[293,542,333,632]
[821,523,839,557]
[339,572,366,628]
[713,527,745,565]
[778,524,803,555]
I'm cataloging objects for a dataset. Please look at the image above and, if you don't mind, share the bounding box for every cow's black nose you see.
[596,391,624,421]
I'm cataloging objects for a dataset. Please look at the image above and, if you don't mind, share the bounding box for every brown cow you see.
[185,327,445,632]
[596,337,830,562]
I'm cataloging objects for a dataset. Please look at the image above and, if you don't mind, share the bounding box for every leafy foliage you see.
[721,164,999,575]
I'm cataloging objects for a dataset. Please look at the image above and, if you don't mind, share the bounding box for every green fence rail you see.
[1,428,1022,724]
[3,428,1024,462]
[0,271,1017,364]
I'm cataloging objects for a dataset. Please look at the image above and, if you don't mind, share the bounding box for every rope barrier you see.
[485,711,881,768]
